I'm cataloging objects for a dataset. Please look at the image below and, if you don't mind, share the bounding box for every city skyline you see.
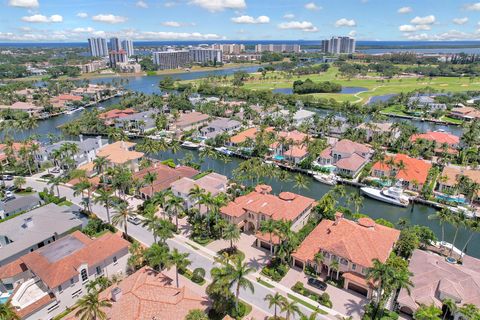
[0,0,480,42]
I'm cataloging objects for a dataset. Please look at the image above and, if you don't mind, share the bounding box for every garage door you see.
[348,283,368,297]
[260,241,271,251]
[294,259,304,269]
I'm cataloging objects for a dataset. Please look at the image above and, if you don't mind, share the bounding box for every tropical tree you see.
[228,257,255,313]
[294,174,309,191]
[47,176,63,197]
[153,218,174,244]
[166,195,184,230]
[314,252,325,274]
[223,222,241,251]
[259,219,277,254]
[0,301,20,320]
[143,171,158,198]
[93,189,115,224]
[111,202,135,239]
[93,156,109,176]
[281,299,303,320]
[169,248,191,288]
[13,176,26,190]
[185,309,209,320]
[414,304,442,320]
[347,192,364,215]
[428,208,451,243]
[144,243,171,271]
[442,298,457,320]
[74,291,112,320]
[264,292,286,319]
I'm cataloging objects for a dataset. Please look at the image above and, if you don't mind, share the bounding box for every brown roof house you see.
[318,139,373,178]
[292,213,400,299]
[96,141,144,172]
[0,231,130,320]
[397,249,480,317]
[170,111,210,134]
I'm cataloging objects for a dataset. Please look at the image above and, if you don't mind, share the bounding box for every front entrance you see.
[246,221,256,232]
[294,259,304,269]
[348,283,368,297]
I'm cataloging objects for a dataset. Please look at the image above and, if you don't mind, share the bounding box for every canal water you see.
[1,66,477,257]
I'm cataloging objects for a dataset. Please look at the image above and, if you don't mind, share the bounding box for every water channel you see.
[2,66,477,257]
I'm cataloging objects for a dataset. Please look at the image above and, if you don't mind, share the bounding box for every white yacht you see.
[66,107,84,115]
[181,141,200,150]
[361,186,410,207]
[215,147,233,156]
[313,173,337,186]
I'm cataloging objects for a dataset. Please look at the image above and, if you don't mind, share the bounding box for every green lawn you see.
[256,278,274,288]
[440,115,464,125]
[381,104,409,116]
[286,293,327,314]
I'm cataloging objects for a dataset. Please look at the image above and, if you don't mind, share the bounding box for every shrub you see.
[191,268,206,284]
[25,187,33,193]
[261,258,289,282]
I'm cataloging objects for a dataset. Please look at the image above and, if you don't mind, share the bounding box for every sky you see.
[0,0,480,42]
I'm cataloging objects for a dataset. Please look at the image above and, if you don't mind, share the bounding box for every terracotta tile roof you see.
[134,164,199,197]
[277,130,308,143]
[285,145,308,158]
[335,153,368,172]
[292,216,400,268]
[440,166,480,187]
[372,154,432,185]
[410,131,459,146]
[332,139,372,155]
[451,106,480,119]
[89,267,208,320]
[97,141,144,165]
[343,271,374,288]
[99,108,136,120]
[56,94,83,102]
[12,231,129,289]
[0,260,28,278]
[170,172,227,195]
[174,111,210,128]
[16,292,56,319]
[230,127,274,144]
[220,186,315,222]
[255,231,281,245]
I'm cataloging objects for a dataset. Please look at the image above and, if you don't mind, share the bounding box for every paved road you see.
[20,178,341,320]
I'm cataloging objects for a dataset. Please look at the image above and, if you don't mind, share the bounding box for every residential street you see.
[19,177,346,320]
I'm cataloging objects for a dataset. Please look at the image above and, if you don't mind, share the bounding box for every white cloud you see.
[231,15,270,24]
[465,2,480,11]
[278,21,318,32]
[77,12,88,18]
[92,14,127,24]
[21,14,63,23]
[284,13,295,19]
[136,0,148,8]
[403,29,480,41]
[305,2,321,10]
[161,21,195,27]
[72,27,95,33]
[399,24,430,32]
[335,18,356,27]
[453,17,468,25]
[8,0,39,8]
[397,6,412,14]
[189,0,246,12]
[410,15,435,25]
[348,30,357,37]
[164,1,176,7]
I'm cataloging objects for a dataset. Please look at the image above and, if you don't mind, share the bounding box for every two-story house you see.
[318,139,372,178]
[292,213,400,299]
[220,184,315,252]
[95,141,144,172]
[199,117,241,139]
[0,231,130,320]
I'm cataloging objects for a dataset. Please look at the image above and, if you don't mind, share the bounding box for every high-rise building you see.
[110,37,121,52]
[254,44,301,53]
[322,37,356,54]
[212,44,245,55]
[152,50,190,70]
[109,49,128,67]
[189,49,223,64]
[121,39,134,57]
[88,38,108,57]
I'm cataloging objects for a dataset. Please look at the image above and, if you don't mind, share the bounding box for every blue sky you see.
[0,0,480,42]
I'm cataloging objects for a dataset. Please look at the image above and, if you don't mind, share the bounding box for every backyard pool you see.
[274,155,285,161]
[0,290,13,304]
[435,194,467,204]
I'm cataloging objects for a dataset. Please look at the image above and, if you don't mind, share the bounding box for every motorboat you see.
[313,173,337,186]
[66,107,85,115]
[449,206,477,219]
[361,186,410,207]
[215,147,233,156]
[181,141,200,150]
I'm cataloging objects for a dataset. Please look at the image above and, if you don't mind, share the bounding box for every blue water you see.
[368,94,398,104]
[274,155,285,161]
[436,194,467,204]
[272,86,367,95]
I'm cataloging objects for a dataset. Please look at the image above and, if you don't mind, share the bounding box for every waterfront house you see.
[50,94,83,109]
[0,231,129,320]
[98,108,136,125]
[437,166,480,202]
[0,141,38,165]
[220,185,315,251]
[410,131,460,154]
[96,141,144,172]
[113,109,157,134]
[356,122,399,142]
[133,163,199,199]
[75,266,209,320]
[271,130,308,159]
[170,111,210,133]
[397,249,480,319]
[71,84,111,101]
[292,213,400,299]
[0,203,83,266]
[450,106,480,121]
[0,194,42,220]
[371,154,432,191]
[228,127,274,147]
[318,139,372,178]
[278,108,315,125]
[199,117,242,139]
[0,102,43,117]
[408,95,447,112]
[36,135,108,167]
[171,172,228,211]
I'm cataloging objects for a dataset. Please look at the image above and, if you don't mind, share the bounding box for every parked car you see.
[2,175,13,181]
[307,278,327,291]
[50,168,60,173]
[5,191,14,198]
[127,216,142,225]
[2,195,16,202]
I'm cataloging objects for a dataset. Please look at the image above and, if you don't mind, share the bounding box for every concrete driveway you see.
[206,232,272,271]
[280,267,368,319]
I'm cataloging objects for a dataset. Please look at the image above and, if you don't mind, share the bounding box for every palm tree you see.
[153,218,174,244]
[442,298,457,320]
[264,292,286,319]
[347,192,364,215]
[166,195,184,230]
[47,176,63,197]
[428,208,451,243]
[281,299,303,320]
[0,301,20,320]
[188,185,206,214]
[330,259,340,280]
[460,219,480,257]
[185,309,208,320]
[74,291,112,320]
[93,189,114,224]
[300,310,320,320]
[228,257,255,313]
[448,212,466,257]
[169,248,191,288]
[223,223,241,251]
[143,171,157,197]
[144,243,171,271]
[314,252,325,274]
[93,156,109,176]
[142,211,160,243]
[111,202,135,239]
[414,304,442,320]
[294,174,309,191]
[259,219,277,254]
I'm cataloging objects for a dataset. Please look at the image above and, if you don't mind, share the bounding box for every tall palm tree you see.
[0,301,20,320]
[74,291,112,320]
[448,212,466,257]
[264,292,286,319]
[330,259,340,280]
[460,219,480,257]
[93,156,109,176]
[166,195,184,230]
[281,299,303,320]
[169,248,191,288]
[259,219,277,254]
[414,304,442,320]
[314,252,325,274]
[145,243,171,271]
[228,257,255,313]
[223,223,241,251]
[428,208,451,243]
[112,202,135,239]
[143,171,158,197]
[294,174,309,191]
[442,298,457,320]
[142,211,160,243]
[93,189,114,224]
[153,218,174,244]
[366,258,394,318]
[47,176,63,197]
[188,185,206,214]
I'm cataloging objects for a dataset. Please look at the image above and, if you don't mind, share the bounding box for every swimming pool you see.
[274,155,285,161]
[436,194,467,204]
[0,290,13,304]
